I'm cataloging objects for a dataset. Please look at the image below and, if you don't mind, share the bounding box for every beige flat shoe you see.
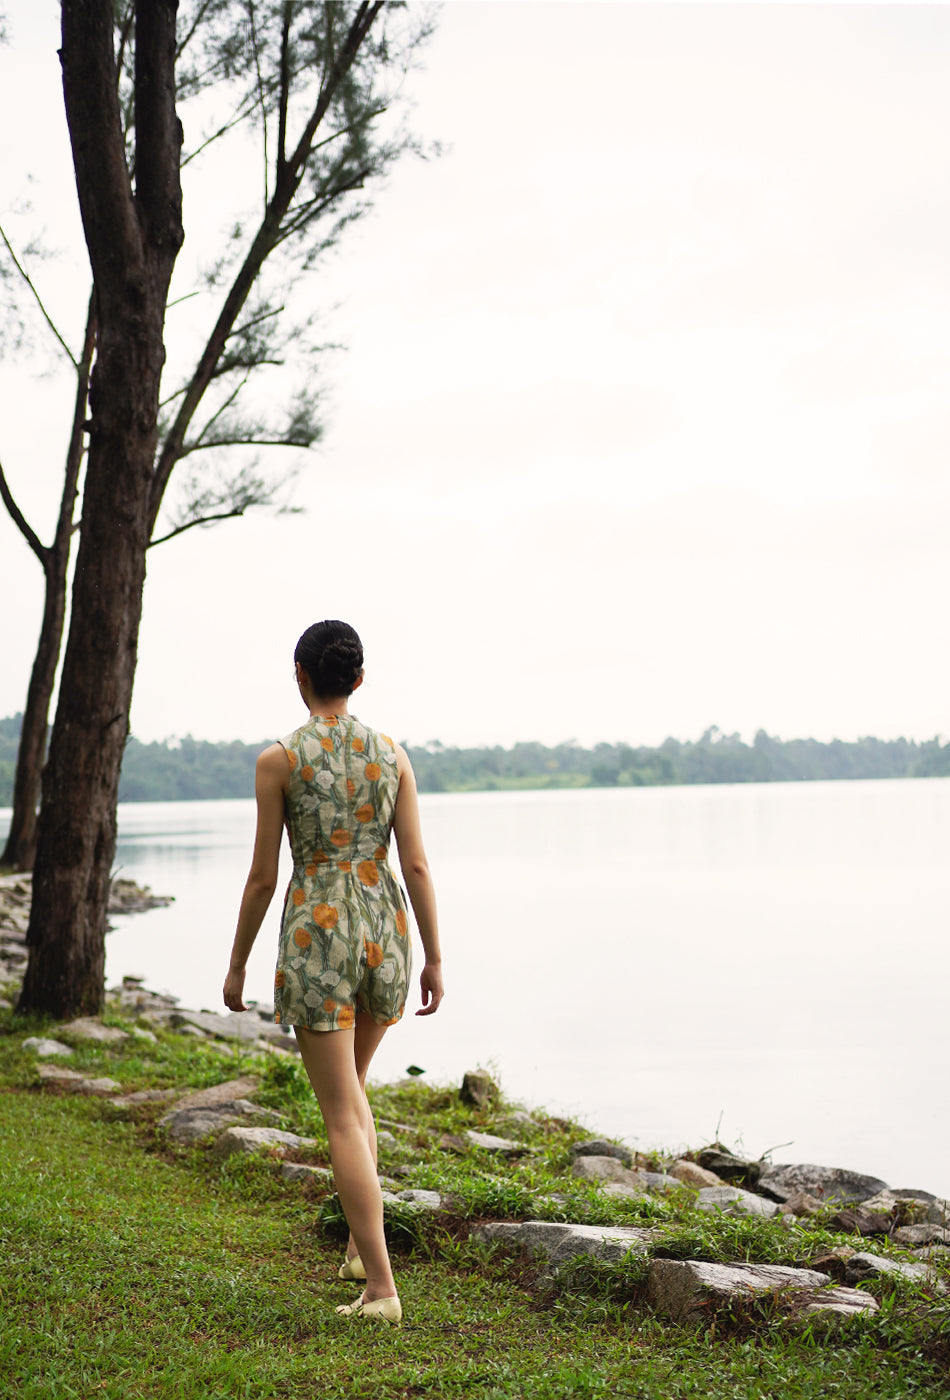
[334,1293,402,1325]
[338,1254,366,1281]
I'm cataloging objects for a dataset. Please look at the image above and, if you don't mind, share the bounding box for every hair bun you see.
[294,620,364,698]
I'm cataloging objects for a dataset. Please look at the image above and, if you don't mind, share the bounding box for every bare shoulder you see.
[395,742,416,780]
[257,742,291,787]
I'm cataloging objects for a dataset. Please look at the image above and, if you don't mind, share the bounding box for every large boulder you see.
[475,1220,657,1269]
[648,1259,877,1326]
[695,1185,778,1219]
[213,1126,317,1160]
[569,1139,634,1167]
[459,1070,499,1110]
[757,1163,889,1206]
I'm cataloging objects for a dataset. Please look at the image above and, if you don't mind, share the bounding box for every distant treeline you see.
[1,714,948,807]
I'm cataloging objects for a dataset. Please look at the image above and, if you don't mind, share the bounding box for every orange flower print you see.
[292,888,306,907]
[314,903,339,929]
[357,860,378,887]
[275,970,285,988]
[384,1015,402,1026]
[337,860,352,873]
[324,716,338,727]
[364,940,383,968]
[286,750,298,769]
[346,778,356,795]
[300,765,314,782]
[352,737,365,753]
[330,828,351,848]
[380,734,394,747]
[364,762,381,781]
[396,909,408,936]
[355,803,374,824]
[374,845,387,859]
[323,998,337,1014]
[337,1005,355,1030]
[314,849,329,865]
[274,1011,281,1023]
[305,863,317,878]
[294,928,312,949]
[321,736,334,752]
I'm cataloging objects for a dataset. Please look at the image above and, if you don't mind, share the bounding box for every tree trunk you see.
[17,0,182,1018]
[1,294,96,873]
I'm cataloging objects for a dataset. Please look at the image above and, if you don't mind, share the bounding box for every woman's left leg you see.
[295,1022,397,1304]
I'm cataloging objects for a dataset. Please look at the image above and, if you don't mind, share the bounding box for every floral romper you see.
[273,715,411,1030]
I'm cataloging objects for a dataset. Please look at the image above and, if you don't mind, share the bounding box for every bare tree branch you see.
[149,506,248,546]
[0,460,48,565]
[0,224,78,368]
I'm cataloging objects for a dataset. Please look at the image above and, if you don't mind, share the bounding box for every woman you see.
[223,620,444,1325]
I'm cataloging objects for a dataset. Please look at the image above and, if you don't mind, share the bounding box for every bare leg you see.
[345,1013,383,1262]
[295,1018,396,1304]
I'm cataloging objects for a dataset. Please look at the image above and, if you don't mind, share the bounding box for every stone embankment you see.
[15,998,950,1338]
[0,872,174,1005]
[4,881,948,1338]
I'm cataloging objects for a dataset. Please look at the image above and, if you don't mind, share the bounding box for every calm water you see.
[7,779,950,1196]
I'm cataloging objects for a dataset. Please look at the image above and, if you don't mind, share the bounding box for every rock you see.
[892,1224,950,1248]
[670,1159,723,1189]
[695,1185,779,1219]
[169,1008,291,1048]
[927,1199,950,1226]
[127,1026,158,1044]
[845,1251,945,1290]
[757,1164,889,1206]
[171,1077,262,1111]
[22,1037,74,1057]
[213,1126,317,1160]
[569,1139,634,1167]
[890,1188,937,1203]
[37,1064,85,1083]
[459,1069,499,1109]
[79,1077,122,1095]
[464,1129,533,1158]
[696,1148,762,1190]
[828,1207,893,1237]
[108,1089,179,1108]
[107,879,175,914]
[797,1287,882,1325]
[571,1156,641,1187]
[377,1117,415,1135]
[779,1192,826,1218]
[376,1130,398,1151]
[280,1163,333,1184]
[475,1220,657,1269]
[438,1133,468,1155]
[174,1023,208,1038]
[648,1259,834,1325]
[58,1018,129,1044]
[396,1189,442,1210]
[160,1092,280,1143]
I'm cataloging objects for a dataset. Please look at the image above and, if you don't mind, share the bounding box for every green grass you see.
[1,1012,949,1399]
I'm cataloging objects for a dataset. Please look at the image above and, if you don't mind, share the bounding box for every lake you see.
[7,777,950,1197]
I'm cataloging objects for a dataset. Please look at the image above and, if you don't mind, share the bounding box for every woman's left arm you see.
[223,744,288,1012]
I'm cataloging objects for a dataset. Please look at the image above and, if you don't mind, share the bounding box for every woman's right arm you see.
[392,744,444,1016]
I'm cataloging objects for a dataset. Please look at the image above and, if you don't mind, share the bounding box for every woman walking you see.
[223,620,443,1324]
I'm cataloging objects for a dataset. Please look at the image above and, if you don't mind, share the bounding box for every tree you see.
[1,0,432,874]
[15,0,433,1017]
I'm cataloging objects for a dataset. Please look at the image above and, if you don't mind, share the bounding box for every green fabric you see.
[273,715,411,1030]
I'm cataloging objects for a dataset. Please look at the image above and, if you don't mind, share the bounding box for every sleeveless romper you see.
[273,715,411,1030]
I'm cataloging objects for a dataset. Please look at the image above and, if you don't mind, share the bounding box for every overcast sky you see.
[1,2,948,750]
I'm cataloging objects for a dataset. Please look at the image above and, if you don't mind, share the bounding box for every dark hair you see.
[294,620,364,698]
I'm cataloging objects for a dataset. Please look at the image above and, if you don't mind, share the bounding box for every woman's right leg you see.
[343,1012,388,1263]
[295,1022,396,1304]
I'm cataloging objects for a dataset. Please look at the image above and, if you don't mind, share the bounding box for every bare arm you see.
[392,744,444,1016]
[223,743,288,1012]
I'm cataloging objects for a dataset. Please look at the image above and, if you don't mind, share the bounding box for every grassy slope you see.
[1,1018,948,1400]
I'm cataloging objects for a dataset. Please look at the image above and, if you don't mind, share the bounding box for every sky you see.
[1,1,949,751]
